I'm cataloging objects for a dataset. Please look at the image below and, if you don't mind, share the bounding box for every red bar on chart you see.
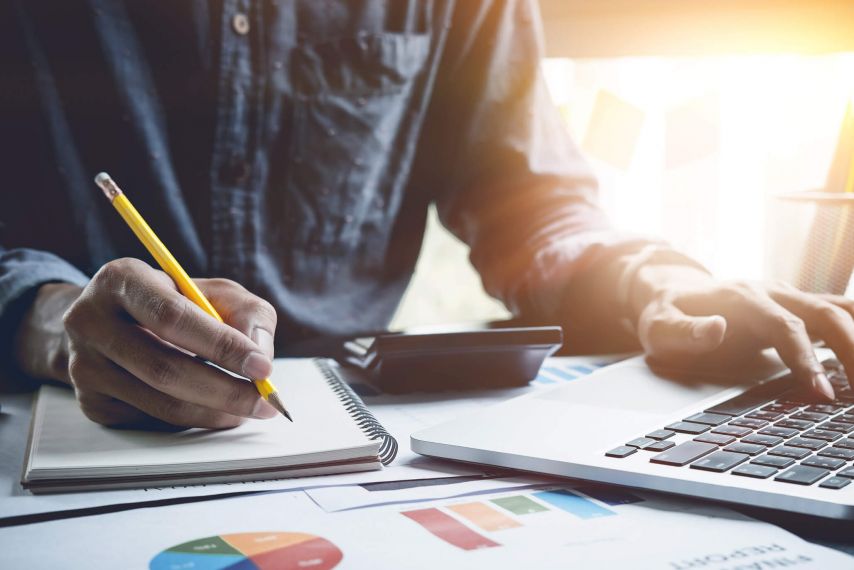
[402,508,501,551]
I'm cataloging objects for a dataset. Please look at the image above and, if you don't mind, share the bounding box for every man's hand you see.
[15,258,279,429]
[631,264,851,400]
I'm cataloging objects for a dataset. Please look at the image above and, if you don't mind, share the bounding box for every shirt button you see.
[232,13,250,35]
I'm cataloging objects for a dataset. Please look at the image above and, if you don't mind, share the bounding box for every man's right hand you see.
[15,258,279,429]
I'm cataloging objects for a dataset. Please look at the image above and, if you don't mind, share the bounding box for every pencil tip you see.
[267,392,293,422]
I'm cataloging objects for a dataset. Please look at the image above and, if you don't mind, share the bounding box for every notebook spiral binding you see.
[315,359,398,465]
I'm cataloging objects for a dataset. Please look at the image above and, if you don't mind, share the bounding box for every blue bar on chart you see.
[533,490,616,519]
[570,365,596,375]
[541,366,578,382]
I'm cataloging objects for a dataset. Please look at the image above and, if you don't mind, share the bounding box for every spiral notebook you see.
[22,359,397,493]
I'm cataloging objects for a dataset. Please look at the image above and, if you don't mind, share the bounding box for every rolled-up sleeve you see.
[423,0,654,322]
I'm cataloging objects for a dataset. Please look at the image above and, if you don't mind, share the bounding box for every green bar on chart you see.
[490,495,550,515]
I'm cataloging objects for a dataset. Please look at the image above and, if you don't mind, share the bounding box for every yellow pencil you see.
[94,172,292,422]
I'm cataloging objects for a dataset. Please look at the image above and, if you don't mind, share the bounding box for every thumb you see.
[638,302,727,359]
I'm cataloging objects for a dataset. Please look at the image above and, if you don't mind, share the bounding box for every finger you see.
[741,290,834,400]
[817,293,854,320]
[772,288,854,394]
[197,279,277,360]
[638,300,727,359]
[70,351,248,429]
[89,319,277,419]
[93,259,272,379]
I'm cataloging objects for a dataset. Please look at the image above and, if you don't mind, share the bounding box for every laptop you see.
[411,348,854,519]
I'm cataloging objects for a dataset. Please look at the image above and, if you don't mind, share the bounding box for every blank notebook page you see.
[28,359,378,477]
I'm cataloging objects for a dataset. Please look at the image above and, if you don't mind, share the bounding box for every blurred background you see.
[392,0,854,330]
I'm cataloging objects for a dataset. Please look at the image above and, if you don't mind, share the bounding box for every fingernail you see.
[252,398,278,419]
[813,373,836,401]
[252,328,275,360]
[243,351,272,380]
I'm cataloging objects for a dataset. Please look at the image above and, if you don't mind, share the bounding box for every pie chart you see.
[149,531,343,570]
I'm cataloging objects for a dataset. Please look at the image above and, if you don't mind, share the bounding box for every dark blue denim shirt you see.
[0,0,644,356]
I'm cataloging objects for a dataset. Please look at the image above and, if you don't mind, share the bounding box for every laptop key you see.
[704,377,793,416]
[724,442,765,456]
[645,429,675,441]
[712,425,752,437]
[833,438,854,450]
[802,455,846,470]
[650,441,717,466]
[806,404,844,415]
[775,465,830,485]
[691,451,749,472]
[838,467,854,478]
[644,440,675,452]
[729,418,768,429]
[759,426,798,439]
[666,421,710,435]
[802,429,842,442]
[777,419,814,430]
[764,403,799,413]
[819,422,854,434]
[746,410,784,422]
[791,411,828,422]
[768,446,811,459]
[742,434,783,447]
[752,454,795,468]
[819,476,851,489]
[694,433,736,446]
[605,446,637,458]
[834,414,854,424]
[818,447,854,461]
[732,464,778,479]
[684,412,731,426]
[786,437,827,451]
[626,437,657,449]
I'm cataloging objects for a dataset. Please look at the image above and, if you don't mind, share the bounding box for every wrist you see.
[13,283,83,383]
[616,247,711,334]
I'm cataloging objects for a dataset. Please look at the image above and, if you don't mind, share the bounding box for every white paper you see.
[305,475,551,512]
[0,356,618,521]
[0,481,848,569]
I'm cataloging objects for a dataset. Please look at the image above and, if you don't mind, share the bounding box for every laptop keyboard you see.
[606,359,854,490]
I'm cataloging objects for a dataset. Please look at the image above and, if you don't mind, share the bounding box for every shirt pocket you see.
[285,33,430,257]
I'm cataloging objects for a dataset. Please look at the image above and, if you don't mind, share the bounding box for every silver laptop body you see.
[412,349,854,519]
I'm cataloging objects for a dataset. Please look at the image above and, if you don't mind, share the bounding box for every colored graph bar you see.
[577,485,644,506]
[448,502,522,531]
[402,508,500,551]
[533,374,556,384]
[533,490,616,519]
[490,495,549,515]
[542,366,578,382]
[570,365,595,375]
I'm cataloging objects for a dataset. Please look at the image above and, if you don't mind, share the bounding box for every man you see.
[1,0,850,430]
